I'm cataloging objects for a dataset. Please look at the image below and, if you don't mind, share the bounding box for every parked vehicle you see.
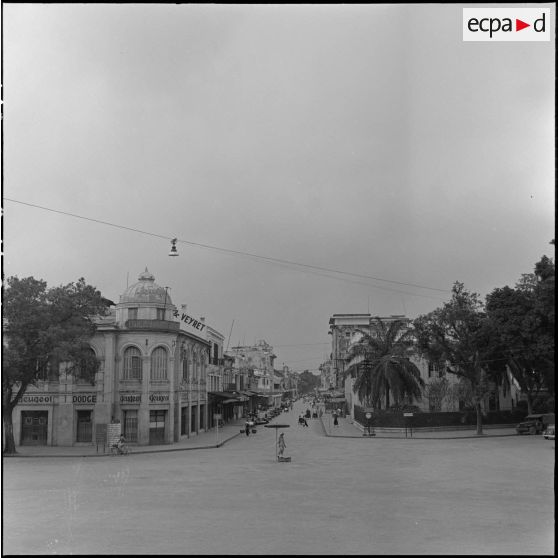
[516,413,555,435]
[255,417,269,425]
[543,424,555,440]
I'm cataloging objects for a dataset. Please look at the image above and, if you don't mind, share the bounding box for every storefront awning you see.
[209,391,248,404]
[209,391,231,398]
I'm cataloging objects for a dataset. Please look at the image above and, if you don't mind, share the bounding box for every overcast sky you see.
[3,3,555,374]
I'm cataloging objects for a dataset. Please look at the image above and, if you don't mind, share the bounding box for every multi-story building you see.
[281,365,299,399]
[12,268,229,447]
[328,313,372,391]
[227,340,283,408]
[329,312,518,420]
[318,360,335,392]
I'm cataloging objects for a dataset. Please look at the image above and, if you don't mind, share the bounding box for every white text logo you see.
[463,8,550,41]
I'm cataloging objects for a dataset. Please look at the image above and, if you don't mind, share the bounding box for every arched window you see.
[182,358,189,381]
[123,346,142,380]
[200,358,206,383]
[193,357,199,382]
[151,347,168,380]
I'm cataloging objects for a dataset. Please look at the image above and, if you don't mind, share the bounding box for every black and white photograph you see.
[2,3,555,555]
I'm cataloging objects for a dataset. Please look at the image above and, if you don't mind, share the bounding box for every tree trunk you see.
[3,403,17,455]
[526,392,533,415]
[385,385,390,409]
[475,400,483,435]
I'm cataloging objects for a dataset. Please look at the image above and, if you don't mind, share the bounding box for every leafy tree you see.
[297,370,321,395]
[424,377,450,411]
[486,255,555,413]
[2,276,109,454]
[413,282,493,435]
[345,318,424,410]
[446,379,476,412]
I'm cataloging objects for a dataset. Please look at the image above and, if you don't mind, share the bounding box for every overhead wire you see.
[4,198,450,299]
[6,199,541,375]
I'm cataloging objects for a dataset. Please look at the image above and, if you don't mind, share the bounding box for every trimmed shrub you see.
[354,405,525,428]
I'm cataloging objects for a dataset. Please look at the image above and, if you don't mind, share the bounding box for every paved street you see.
[3,401,554,555]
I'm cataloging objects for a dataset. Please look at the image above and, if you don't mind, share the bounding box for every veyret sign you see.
[173,309,206,332]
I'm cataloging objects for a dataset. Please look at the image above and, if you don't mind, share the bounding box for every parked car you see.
[516,413,555,435]
[543,424,555,440]
[255,417,269,425]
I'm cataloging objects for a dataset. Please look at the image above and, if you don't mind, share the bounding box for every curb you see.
[3,431,243,459]
[318,416,518,440]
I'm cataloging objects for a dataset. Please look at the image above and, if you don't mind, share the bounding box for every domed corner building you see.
[13,268,213,448]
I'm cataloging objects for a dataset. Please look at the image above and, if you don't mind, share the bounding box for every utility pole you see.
[226,320,235,352]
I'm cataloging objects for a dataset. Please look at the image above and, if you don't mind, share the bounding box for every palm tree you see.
[345,318,425,410]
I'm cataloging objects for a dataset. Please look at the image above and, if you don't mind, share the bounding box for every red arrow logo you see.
[516,19,530,31]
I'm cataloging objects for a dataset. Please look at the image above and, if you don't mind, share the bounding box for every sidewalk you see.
[4,417,250,458]
[4,409,520,458]
[320,412,518,439]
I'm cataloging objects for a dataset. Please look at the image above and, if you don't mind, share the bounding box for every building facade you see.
[12,269,222,447]
[227,340,283,408]
[328,313,518,420]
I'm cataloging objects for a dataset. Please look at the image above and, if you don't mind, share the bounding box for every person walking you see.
[333,413,339,428]
[277,433,286,457]
[245,422,251,436]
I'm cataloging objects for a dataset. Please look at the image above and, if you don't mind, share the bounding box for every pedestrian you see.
[303,417,309,427]
[116,434,127,453]
[333,413,339,427]
[277,433,286,457]
[245,422,250,436]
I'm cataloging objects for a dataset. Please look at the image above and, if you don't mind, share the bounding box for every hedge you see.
[353,405,526,428]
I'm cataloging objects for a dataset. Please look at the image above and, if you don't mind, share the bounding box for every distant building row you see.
[12,269,299,448]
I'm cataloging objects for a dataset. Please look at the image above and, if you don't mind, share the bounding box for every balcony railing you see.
[209,357,224,366]
[124,319,179,332]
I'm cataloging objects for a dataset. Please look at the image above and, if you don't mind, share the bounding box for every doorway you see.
[76,410,93,442]
[149,410,166,444]
[20,411,48,445]
[123,410,138,442]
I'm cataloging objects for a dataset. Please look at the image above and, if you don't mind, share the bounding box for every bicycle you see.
[110,443,130,455]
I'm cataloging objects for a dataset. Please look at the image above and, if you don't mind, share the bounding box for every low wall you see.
[351,420,516,434]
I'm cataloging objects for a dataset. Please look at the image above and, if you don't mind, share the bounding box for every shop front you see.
[72,392,97,443]
[16,392,55,446]
[20,410,49,445]
[149,409,167,444]
[76,410,93,442]
[149,391,170,444]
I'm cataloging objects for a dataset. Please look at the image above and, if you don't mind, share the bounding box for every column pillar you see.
[138,355,150,445]
[168,355,175,443]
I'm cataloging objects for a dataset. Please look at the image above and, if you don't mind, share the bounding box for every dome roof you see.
[120,268,173,305]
